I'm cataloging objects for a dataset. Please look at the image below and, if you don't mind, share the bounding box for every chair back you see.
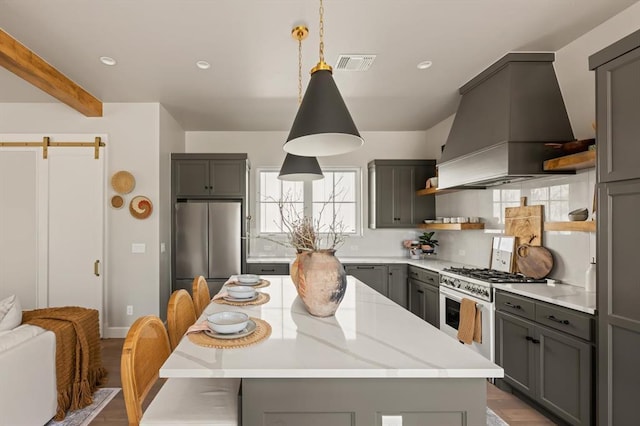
[167,289,197,350]
[121,315,171,426]
[192,276,211,318]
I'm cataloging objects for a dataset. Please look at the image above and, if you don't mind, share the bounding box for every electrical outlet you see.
[131,243,146,253]
[458,249,466,256]
[381,415,403,426]
[160,242,166,253]
[126,305,133,316]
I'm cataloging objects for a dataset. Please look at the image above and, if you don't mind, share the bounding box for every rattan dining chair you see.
[121,315,240,426]
[167,289,197,350]
[192,276,211,318]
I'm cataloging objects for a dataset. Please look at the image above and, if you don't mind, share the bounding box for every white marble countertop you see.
[493,283,596,315]
[160,276,503,379]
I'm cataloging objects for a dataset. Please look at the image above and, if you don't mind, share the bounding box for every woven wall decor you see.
[111,171,135,194]
[129,196,153,219]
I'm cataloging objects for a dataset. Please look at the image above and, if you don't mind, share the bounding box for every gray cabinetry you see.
[387,264,408,308]
[173,154,247,198]
[590,29,640,426]
[246,263,289,275]
[495,290,594,425]
[344,264,388,296]
[408,266,439,328]
[368,160,436,228]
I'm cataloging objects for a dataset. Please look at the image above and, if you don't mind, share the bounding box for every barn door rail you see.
[0,136,105,159]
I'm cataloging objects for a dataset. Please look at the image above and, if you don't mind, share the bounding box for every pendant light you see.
[283,0,363,157]
[279,26,324,181]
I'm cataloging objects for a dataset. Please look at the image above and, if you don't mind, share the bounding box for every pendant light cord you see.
[319,0,325,64]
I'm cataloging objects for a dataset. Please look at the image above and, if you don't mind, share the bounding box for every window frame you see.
[255,166,362,237]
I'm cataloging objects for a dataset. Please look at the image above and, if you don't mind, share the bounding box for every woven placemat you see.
[226,279,270,289]
[188,317,271,349]
[213,292,270,306]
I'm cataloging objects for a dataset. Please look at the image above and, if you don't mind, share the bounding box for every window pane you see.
[261,203,282,233]
[282,181,303,202]
[530,187,549,202]
[260,172,280,201]
[312,202,334,232]
[312,172,334,202]
[503,189,521,202]
[550,184,569,200]
[334,172,356,202]
[335,203,356,233]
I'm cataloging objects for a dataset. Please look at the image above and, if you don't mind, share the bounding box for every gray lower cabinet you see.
[495,291,594,425]
[173,154,247,198]
[246,263,289,275]
[344,264,388,296]
[368,160,436,228]
[408,266,439,328]
[387,264,408,308]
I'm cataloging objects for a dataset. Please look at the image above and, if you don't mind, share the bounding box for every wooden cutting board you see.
[505,196,543,247]
[516,244,554,279]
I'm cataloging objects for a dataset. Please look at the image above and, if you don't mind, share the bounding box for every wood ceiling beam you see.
[0,29,102,117]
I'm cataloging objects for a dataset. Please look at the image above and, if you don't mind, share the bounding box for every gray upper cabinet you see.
[368,160,436,228]
[590,29,640,426]
[590,31,640,183]
[173,154,248,198]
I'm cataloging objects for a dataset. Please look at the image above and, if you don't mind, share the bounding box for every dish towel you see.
[457,298,482,344]
[186,321,209,335]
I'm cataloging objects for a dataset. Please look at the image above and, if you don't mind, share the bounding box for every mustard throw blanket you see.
[23,307,107,420]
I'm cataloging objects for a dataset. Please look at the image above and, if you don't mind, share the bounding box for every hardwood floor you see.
[91,338,556,425]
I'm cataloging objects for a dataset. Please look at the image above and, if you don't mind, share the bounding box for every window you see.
[257,168,360,235]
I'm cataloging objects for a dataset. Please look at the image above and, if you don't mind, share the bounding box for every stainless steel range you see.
[438,267,546,361]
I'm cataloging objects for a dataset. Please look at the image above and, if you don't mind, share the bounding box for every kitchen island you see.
[160,276,503,426]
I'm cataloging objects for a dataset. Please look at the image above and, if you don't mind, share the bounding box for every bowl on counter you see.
[568,208,589,221]
[207,311,249,334]
[227,286,256,299]
[237,274,260,284]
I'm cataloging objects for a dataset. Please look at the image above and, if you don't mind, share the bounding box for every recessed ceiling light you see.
[417,60,433,70]
[99,56,117,66]
[196,60,211,70]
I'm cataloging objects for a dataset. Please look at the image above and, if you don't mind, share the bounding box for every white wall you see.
[159,106,185,320]
[422,4,640,287]
[186,131,438,258]
[555,1,640,140]
[0,102,163,336]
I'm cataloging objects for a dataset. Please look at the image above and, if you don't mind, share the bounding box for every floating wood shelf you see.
[543,150,596,171]
[417,223,485,230]
[544,221,596,232]
[416,187,460,196]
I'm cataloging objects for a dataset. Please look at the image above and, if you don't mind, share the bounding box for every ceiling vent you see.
[335,54,376,71]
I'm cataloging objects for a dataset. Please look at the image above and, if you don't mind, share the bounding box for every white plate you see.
[233,279,263,287]
[223,293,259,303]
[204,319,256,340]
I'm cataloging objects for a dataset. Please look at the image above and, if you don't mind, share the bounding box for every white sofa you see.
[0,324,57,426]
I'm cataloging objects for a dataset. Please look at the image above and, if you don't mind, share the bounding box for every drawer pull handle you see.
[417,290,424,294]
[504,302,521,309]
[357,266,375,270]
[525,336,540,344]
[546,315,570,325]
[262,269,275,272]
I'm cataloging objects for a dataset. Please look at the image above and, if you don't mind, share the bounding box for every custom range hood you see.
[438,53,575,189]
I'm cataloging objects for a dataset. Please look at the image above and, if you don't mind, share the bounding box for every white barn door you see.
[46,146,104,320]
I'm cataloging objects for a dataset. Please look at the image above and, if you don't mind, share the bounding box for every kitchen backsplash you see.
[251,169,596,288]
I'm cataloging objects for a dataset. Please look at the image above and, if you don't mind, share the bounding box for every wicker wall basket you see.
[111,171,135,194]
[129,196,153,219]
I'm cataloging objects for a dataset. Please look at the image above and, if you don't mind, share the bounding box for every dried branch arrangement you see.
[257,188,348,252]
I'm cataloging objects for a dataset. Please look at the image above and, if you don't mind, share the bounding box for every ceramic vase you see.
[294,249,347,317]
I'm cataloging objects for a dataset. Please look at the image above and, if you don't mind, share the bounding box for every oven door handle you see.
[439,287,484,309]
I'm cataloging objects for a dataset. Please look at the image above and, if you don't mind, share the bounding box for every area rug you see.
[487,407,510,425]
[45,388,120,426]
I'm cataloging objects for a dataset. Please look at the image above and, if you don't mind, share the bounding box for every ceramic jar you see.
[292,249,347,317]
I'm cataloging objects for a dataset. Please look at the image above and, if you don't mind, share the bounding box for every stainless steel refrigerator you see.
[174,200,244,294]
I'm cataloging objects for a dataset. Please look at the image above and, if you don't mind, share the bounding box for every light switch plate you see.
[381,415,403,426]
[131,243,146,253]
[160,242,166,253]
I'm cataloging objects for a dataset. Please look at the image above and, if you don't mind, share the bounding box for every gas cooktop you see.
[442,267,547,284]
